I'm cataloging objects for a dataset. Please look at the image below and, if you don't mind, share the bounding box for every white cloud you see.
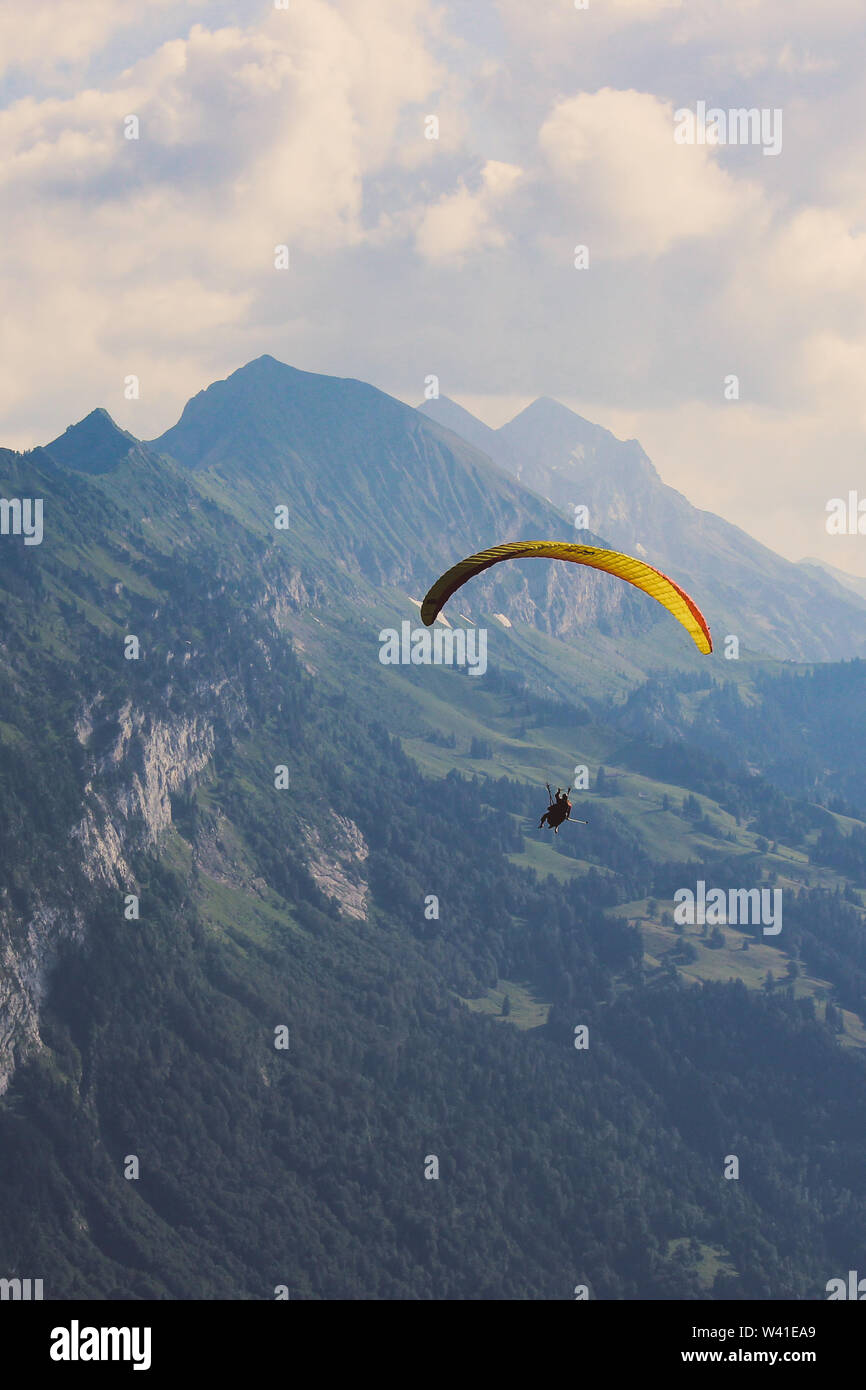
[0,0,206,83]
[538,88,762,259]
[415,159,522,262]
[0,1,444,439]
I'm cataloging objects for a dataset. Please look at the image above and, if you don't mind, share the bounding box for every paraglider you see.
[538,784,587,834]
[421,540,712,654]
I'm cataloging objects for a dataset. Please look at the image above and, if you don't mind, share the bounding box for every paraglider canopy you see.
[421,540,712,654]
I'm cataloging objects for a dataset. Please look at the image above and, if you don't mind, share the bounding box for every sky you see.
[2,0,866,572]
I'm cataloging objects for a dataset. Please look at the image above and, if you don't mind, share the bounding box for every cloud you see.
[0,1,444,439]
[538,88,762,259]
[777,42,837,75]
[415,159,522,262]
[0,0,206,83]
[3,0,866,584]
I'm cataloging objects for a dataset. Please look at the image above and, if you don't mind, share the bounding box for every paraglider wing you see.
[421,541,712,654]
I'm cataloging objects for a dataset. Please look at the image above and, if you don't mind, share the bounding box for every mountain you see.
[799,556,866,602]
[46,407,139,474]
[2,356,866,1300]
[148,355,682,670]
[419,394,866,662]
[414,393,512,466]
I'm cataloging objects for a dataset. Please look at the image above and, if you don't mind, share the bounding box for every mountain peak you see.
[214,354,350,389]
[417,394,504,461]
[497,395,658,497]
[231,353,292,377]
[152,355,416,474]
[504,395,629,446]
[525,394,574,414]
[45,408,139,474]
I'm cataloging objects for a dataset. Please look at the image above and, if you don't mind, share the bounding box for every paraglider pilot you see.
[539,784,572,834]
